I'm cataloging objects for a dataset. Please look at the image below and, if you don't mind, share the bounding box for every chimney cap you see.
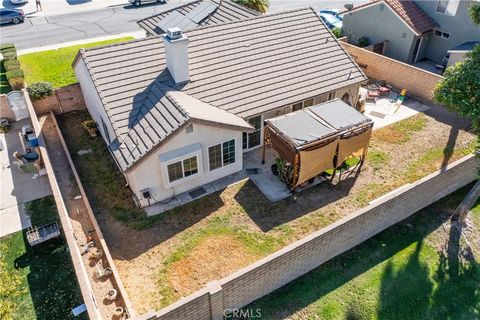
[166,27,184,41]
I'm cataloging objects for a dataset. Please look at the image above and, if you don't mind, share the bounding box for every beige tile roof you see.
[78,8,367,171]
[137,0,259,36]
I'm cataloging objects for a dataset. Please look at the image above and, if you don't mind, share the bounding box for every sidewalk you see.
[17,30,145,55]
[1,0,129,17]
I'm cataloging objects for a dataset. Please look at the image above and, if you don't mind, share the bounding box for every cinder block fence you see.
[139,154,478,320]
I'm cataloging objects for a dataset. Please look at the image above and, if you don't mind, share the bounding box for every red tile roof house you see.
[72,7,367,212]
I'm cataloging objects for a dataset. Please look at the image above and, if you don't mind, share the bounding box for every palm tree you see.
[234,0,269,14]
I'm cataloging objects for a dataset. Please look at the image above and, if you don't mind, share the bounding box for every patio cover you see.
[265,99,373,187]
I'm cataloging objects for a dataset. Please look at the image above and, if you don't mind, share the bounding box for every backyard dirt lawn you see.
[57,105,476,314]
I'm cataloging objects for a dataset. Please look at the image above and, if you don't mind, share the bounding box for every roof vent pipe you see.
[163,27,190,84]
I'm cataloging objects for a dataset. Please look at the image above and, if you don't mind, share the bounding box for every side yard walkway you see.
[39,113,128,319]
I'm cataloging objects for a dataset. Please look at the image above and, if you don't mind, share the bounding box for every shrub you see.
[332,27,343,38]
[4,60,20,72]
[0,43,15,51]
[358,37,370,48]
[1,47,17,55]
[2,51,17,61]
[8,77,25,90]
[27,81,54,100]
[6,69,24,80]
[82,119,97,130]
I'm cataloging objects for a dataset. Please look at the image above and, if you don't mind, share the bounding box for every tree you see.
[434,10,480,220]
[469,3,480,25]
[434,45,480,127]
[234,0,269,14]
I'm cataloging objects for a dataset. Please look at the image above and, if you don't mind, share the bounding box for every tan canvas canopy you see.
[264,99,373,189]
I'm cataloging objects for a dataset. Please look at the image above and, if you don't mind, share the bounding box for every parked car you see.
[10,0,29,4]
[129,0,167,7]
[0,8,25,25]
[319,9,343,30]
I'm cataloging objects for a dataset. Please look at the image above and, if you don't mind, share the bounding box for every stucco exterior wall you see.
[126,122,244,206]
[414,0,480,64]
[342,2,416,62]
[74,59,117,146]
[446,50,468,67]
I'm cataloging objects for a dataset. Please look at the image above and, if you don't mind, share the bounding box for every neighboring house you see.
[342,0,480,65]
[414,0,480,64]
[342,0,439,63]
[446,41,479,67]
[137,0,259,36]
[73,8,367,207]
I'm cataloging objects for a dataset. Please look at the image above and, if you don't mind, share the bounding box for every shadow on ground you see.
[244,184,480,320]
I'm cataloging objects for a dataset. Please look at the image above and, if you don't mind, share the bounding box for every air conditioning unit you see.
[166,27,183,40]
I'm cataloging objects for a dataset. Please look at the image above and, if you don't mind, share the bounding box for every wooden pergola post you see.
[291,152,300,191]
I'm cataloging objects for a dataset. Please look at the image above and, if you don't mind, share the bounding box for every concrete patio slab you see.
[362,88,431,128]
[0,119,52,238]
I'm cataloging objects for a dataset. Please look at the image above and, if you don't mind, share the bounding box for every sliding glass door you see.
[243,115,262,150]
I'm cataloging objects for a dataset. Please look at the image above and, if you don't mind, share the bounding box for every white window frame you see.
[291,98,315,112]
[208,139,236,171]
[434,30,451,39]
[163,152,202,187]
[436,0,449,14]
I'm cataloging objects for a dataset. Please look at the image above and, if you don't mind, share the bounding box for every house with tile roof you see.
[342,0,480,65]
[137,0,259,36]
[73,8,367,208]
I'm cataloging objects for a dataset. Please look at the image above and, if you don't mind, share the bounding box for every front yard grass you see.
[0,196,86,320]
[56,109,476,313]
[19,37,133,88]
[245,185,480,320]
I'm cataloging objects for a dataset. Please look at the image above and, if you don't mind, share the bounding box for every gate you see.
[6,91,30,121]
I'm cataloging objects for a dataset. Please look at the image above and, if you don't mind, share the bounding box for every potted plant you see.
[82,119,97,138]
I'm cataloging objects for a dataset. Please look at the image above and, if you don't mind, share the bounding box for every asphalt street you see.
[0,0,364,50]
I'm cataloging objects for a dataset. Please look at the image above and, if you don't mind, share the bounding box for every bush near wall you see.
[27,81,54,100]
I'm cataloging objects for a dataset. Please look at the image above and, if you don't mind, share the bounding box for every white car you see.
[10,0,28,4]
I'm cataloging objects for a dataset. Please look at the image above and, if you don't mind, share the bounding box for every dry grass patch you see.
[57,109,476,313]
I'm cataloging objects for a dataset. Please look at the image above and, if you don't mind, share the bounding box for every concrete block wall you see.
[32,83,86,115]
[340,41,444,103]
[148,154,478,320]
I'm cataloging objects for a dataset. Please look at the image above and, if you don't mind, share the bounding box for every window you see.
[436,0,449,13]
[166,156,198,183]
[222,139,235,166]
[101,118,110,143]
[185,124,193,134]
[292,102,303,112]
[434,30,450,39]
[303,98,314,108]
[243,115,261,149]
[328,91,336,100]
[209,139,236,170]
[208,144,222,170]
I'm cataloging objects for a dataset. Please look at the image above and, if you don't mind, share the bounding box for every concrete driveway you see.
[0,119,52,238]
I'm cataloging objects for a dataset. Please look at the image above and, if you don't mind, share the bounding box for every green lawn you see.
[0,196,86,320]
[246,186,480,320]
[19,37,133,88]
